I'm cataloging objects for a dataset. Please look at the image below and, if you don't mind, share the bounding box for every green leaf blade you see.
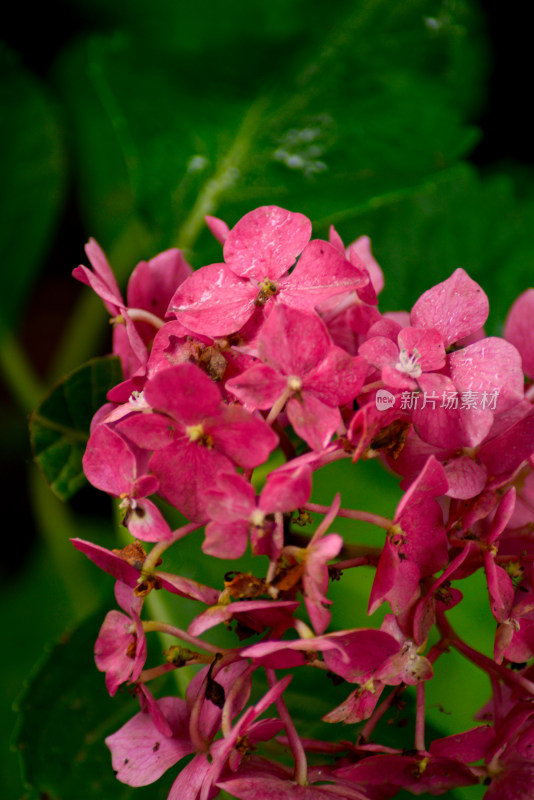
[30,356,123,500]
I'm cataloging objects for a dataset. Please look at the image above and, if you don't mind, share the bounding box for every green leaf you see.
[330,163,534,329]
[14,611,176,800]
[52,0,485,257]
[0,45,66,338]
[30,356,123,500]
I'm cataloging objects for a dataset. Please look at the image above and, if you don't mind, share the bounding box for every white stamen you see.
[395,347,422,378]
[250,509,265,528]
[287,375,303,392]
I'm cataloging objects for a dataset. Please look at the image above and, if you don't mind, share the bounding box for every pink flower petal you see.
[208,404,278,468]
[410,268,489,347]
[260,465,312,514]
[202,519,250,559]
[442,455,487,500]
[257,304,331,377]
[125,498,173,542]
[149,440,231,521]
[83,425,134,496]
[504,288,534,379]
[448,338,524,414]
[287,393,341,450]
[170,263,257,336]
[105,697,192,786]
[145,363,222,425]
[223,205,311,281]
[283,240,367,309]
[225,363,287,409]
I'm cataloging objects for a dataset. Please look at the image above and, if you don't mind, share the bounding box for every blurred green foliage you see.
[0,1,531,798]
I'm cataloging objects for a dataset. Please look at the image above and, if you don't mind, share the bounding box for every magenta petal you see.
[189,599,299,636]
[323,684,384,724]
[478,407,534,476]
[449,338,524,414]
[127,249,192,320]
[83,425,134,496]
[203,519,250,558]
[125,498,173,542]
[133,474,159,498]
[226,364,286,409]
[260,465,312,514]
[73,238,122,315]
[157,572,219,605]
[205,214,230,243]
[485,554,514,622]
[145,363,222,424]
[348,235,384,295]
[105,697,192,786]
[368,537,400,615]
[170,262,257,336]
[442,456,487,500]
[284,239,367,308]
[410,268,489,347]
[359,336,399,369]
[395,455,448,516]
[208,405,278,468]
[336,753,477,794]
[71,538,141,586]
[305,349,367,407]
[218,772,368,800]
[502,618,534,663]
[204,472,256,522]
[287,393,341,450]
[258,304,331,376]
[488,487,516,544]
[223,205,312,281]
[429,726,496,763]
[95,610,138,696]
[505,289,534,379]
[322,630,400,683]
[118,412,178,451]
[304,533,343,634]
[149,439,231,521]
[115,580,144,615]
[414,373,480,449]
[397,326,445,371]
[168,754,212,800]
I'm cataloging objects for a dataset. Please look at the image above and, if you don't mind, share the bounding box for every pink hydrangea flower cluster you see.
[72,205,534,799]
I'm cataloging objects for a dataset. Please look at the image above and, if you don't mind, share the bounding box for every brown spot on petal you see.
[273,562,305,594]
[369,419,411,460]
[153,742,160,752]
[112,541,148,570]
[222,572,267,600]
[206,653,225,708]
[134,576,162,597]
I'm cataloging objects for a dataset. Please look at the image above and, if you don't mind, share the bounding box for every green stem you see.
[0,332,45,413]
[116,516,195,696]
[173,98,268,251]
[30,466,99,620]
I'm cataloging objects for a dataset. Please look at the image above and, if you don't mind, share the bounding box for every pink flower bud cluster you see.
[72,205,534,799]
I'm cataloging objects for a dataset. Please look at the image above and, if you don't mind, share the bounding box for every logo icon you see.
[375,389,395,411]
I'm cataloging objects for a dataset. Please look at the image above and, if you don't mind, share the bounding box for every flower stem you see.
[414,682,426,752]
[142,521,201,573]
[126,308,166,329]
[266,668,308,785]
[266,389,292,426]
[304,502,392,530]
[359,685,405,743]
[437,611,534,696]
[142,620,226,655]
